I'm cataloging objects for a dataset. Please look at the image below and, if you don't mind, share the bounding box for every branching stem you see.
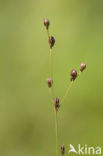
[60,71,82,104]
[47,29,58,156]
[60,81,74,104]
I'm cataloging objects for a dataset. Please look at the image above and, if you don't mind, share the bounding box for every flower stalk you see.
[44,18,86,156]
[55,112,58,156]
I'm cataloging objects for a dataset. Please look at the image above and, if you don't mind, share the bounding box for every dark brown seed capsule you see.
[70,69,77,81]
[80,63,86,72]
[55,98,60,111]
[46,78,53,88]
[44,18,50,30]
[61,144,65,154]
[49,36,55,49]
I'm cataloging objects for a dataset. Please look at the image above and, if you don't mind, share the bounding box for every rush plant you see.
[43,18,86,156]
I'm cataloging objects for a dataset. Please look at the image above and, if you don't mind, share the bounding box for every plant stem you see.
[49,88,54,104]
[50,49,58,156]
[55,112,58,156]
[60,71,82,104]
[78,71,81,76]
[49,49,55,101]
[60,81,73,104]
[47,29,50,38]
[50,49,53,78]
[47,30,58,156]
[50,50,58,156]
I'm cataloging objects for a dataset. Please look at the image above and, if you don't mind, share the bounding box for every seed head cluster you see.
[44,18,87,155]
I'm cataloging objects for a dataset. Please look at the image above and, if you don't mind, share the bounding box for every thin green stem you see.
[60,71,82,104]
[48,88,54,104]
[47,29,50,39]
[46,29,58,156]
[50,49,57,156]
[55,112,58,156]
[60,81,73,104]
[78,71,81,76]
[50,49,55,100]
[50,49,53,80]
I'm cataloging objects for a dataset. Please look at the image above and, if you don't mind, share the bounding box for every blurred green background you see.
[0,0,103,156]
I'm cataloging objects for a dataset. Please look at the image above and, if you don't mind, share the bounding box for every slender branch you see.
[47,29,50,39]
[60,81,73,104]
[50,49,53,79]
[60,71,82,104]
[50,49,57,156]
[46,28,58,156]
[50,49,55,100]
[78,71,81,76]
[48,88,54,104]
[55,112,58,156]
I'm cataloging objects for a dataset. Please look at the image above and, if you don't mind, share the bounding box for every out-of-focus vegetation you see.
[0,0,103,156]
